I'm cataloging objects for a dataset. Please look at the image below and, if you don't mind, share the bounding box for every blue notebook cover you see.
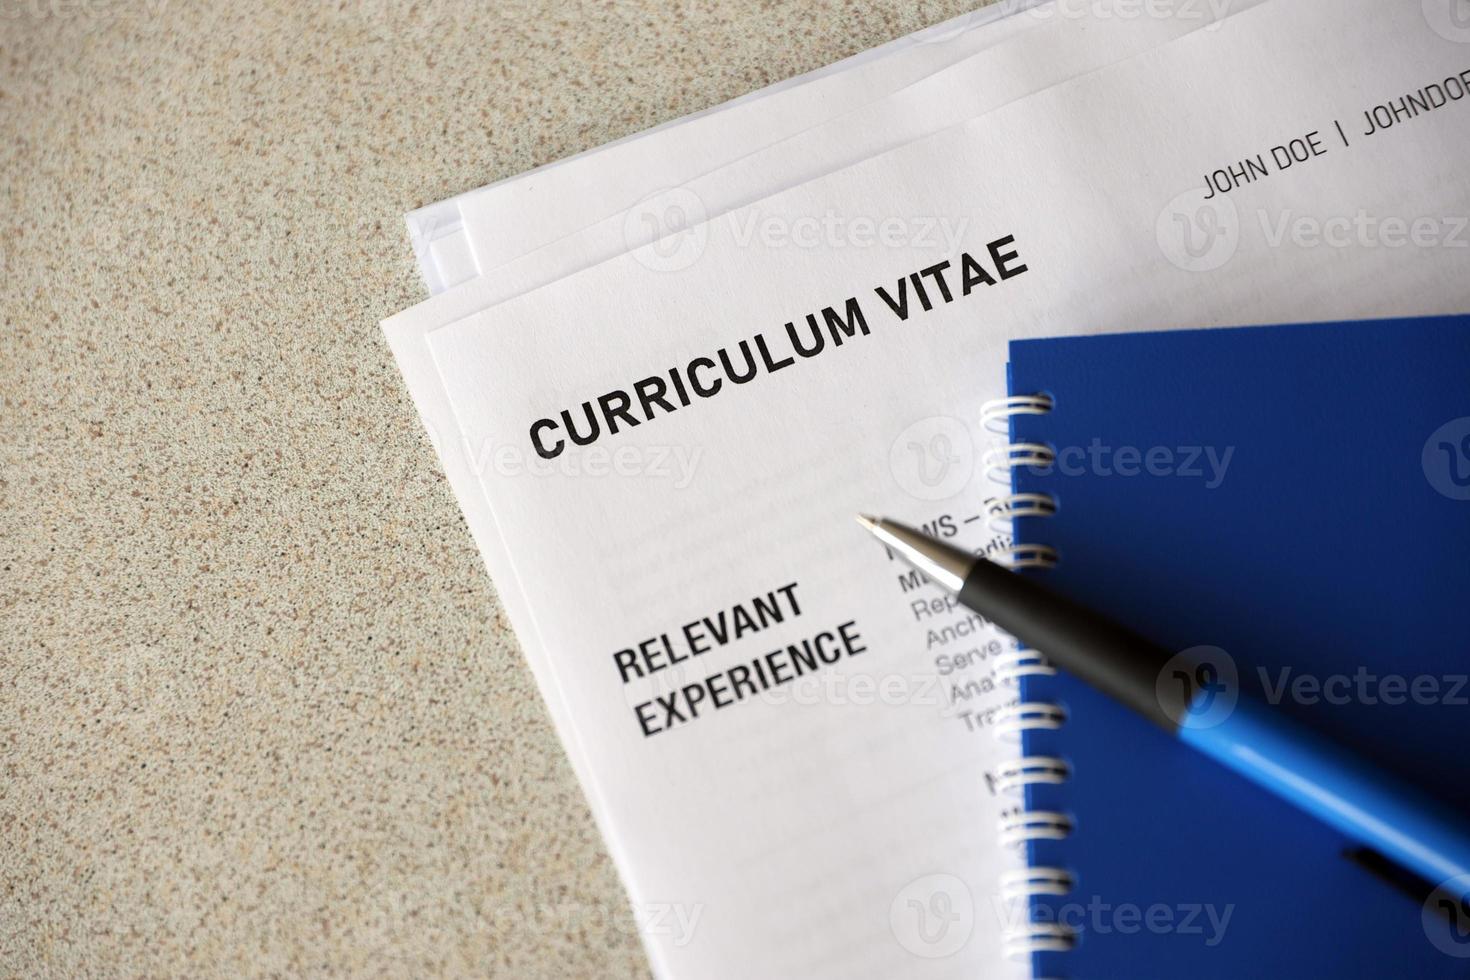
[1004,313,1470,978]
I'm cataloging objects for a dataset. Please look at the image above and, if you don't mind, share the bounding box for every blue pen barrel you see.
[1180,696,1470,903]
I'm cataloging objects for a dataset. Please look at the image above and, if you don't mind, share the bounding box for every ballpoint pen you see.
[858,514,1470,904]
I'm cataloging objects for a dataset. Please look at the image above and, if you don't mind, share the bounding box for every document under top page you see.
[432,0,1470,975]
[411,2,1046,292]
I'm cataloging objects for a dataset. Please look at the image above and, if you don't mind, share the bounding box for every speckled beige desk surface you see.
[0,0,983,975]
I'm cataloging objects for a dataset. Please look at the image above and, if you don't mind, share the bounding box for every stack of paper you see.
[382,1,1470,975]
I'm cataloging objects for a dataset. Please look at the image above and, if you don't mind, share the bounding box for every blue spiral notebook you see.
[1001,313,1470,977]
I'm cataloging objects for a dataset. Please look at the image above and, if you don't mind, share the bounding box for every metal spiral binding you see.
[993,648,1056,684]
[993,701,1067,741]
[981,393,1054,434]
[980,393,1077,960]
[993,543,1060,572]
[1000,867,1078,960]
[992,756,1070,794]
[984,492,1057,534]
[982,441,1056,485]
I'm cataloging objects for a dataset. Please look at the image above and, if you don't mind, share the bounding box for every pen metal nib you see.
[854,512,971,592]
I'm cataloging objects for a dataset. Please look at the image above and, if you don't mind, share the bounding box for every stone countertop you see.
[0,0,977,975]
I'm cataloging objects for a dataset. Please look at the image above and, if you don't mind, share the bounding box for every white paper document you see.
[424,0,1470,975]
[382,0,1258,811]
